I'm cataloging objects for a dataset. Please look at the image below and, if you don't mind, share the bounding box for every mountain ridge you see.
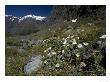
[5,14,48,35]
[5,14,46,22]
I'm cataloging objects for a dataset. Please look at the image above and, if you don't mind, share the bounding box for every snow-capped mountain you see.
[5,14,46,22]
[5,15,47,35]
[19,15,46,22]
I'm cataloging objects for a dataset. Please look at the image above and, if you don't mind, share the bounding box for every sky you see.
[5,5,53,17]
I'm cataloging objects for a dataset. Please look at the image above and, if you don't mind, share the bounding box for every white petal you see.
[72,19,77,23]
[83,42,89,46]
[52,51,56,55]
[80,62,86,67]
[44,60,47,64]
[62,50,65,53]
[63,39,67,44]
[72,39,77,45]
[77,44,83,48]
[55,63,60,67]
[76,53,80,57]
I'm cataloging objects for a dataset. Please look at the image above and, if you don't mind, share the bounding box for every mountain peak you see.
[19,14,46,22]
[5,14,47,22]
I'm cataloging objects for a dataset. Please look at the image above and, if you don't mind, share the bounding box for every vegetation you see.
[5,17,106,76]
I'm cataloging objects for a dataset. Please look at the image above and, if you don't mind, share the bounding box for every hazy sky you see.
[5,5,53,17]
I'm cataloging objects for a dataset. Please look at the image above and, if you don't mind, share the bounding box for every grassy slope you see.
[5,18,106,76]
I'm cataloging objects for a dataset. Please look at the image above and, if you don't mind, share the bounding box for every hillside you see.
[5,5,106,76]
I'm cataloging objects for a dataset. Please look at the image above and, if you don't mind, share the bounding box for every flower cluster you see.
[42,34,90,71]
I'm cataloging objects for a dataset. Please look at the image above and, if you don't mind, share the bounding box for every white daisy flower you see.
[44,60,47,64]
[55,63,60,67]
[80,62,86,67]
[48,47,52,50]
[47,53,51,57]
[44,50,47,53]
[43,39,47,43]
[44,47,52,52]
[42,55,45,58]
[77,37,79,39]
[66,35,71,39]
[63,39,67,44]
[67,44,70,46]
[62,50,65,54]
[77,44,83,48]
[51,51,56,55]
[76,53,80,57]
[83,42,89,46]
[72,19,77,23]
[72,39,77,45]
[62,38,65,40]
[100,35,106,39]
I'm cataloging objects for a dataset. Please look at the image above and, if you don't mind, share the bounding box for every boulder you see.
[24,55,42,74]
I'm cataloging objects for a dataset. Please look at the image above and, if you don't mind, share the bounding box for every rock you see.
[76,27,84,33]
[65,29,72,33]
[76,28,81,33]
[24,55,42,74]
[65,25,73,33]
[97,41,102,45]
[67,25,73,29]
[99,41,106,49]
[93,40,105,50]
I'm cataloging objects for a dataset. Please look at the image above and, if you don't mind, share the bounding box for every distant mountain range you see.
[5,15,47,35]
[5,15,46,22]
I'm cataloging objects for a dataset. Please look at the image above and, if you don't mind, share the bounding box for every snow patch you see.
[5,14,46,22]
[19,15,46,22]
[5,15,12,17]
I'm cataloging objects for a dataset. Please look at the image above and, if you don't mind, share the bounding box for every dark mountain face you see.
[51,5,106,21]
